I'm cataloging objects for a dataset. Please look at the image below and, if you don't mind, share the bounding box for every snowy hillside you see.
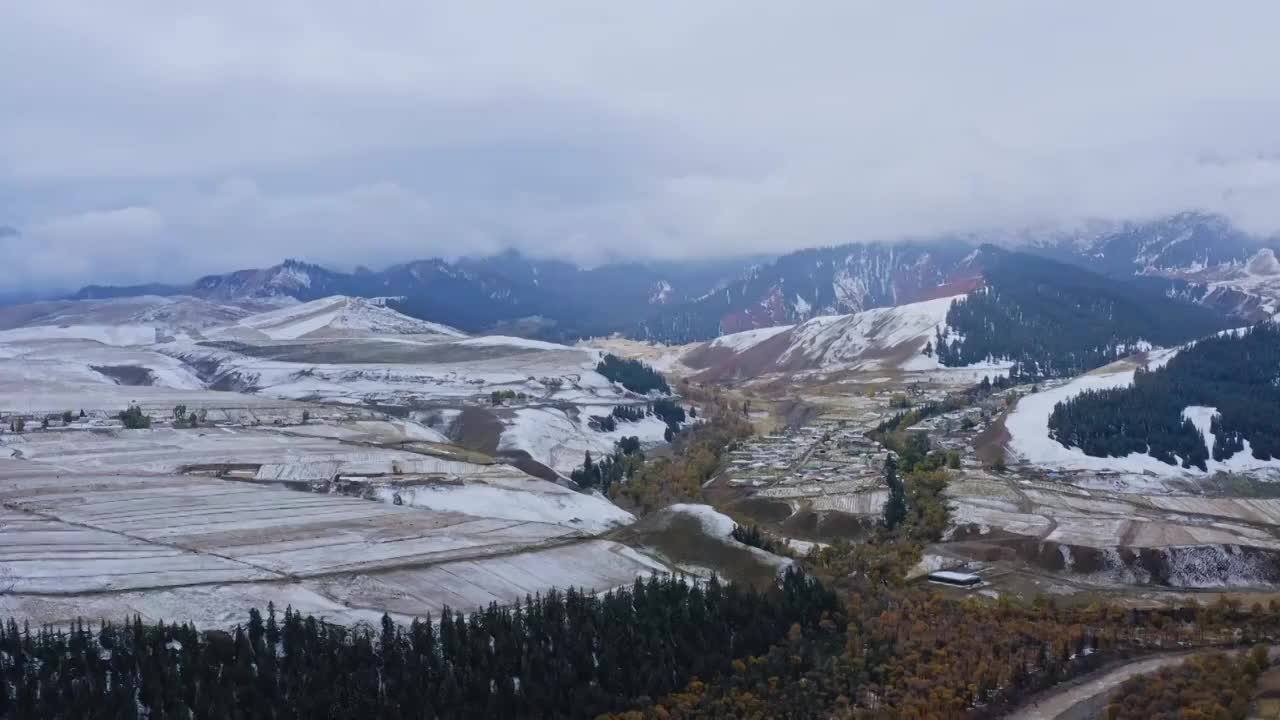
[0,293,668,476]
[1006,345,1280,478]
[681,294,1007,382]
[779,295,959,369]
[208,296,466,341]
[500,408,673,473]
[0,324,158,347]
[0,295,257,334]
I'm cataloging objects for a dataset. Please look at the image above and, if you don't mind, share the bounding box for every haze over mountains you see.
[48,211,1280,345]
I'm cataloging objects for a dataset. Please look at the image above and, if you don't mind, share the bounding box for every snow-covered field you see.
[2,425,432,475]
[0,295,670,473]
[0,295,261,335]
[208,296,466,342]
[0,296,686,627]
[0,448,665,627]
[0,324,158,346]
[0,337,330,418]
[375,478,633,535]
[944,473,1280,591]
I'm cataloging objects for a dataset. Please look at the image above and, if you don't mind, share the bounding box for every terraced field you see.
[0,457,661,627]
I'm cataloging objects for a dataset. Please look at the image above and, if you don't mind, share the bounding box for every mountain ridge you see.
[52,212,1280,343]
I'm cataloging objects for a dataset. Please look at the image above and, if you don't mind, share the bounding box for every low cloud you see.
[3,2,1280,290]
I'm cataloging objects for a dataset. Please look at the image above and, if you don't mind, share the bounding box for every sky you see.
[3,1,1280,291]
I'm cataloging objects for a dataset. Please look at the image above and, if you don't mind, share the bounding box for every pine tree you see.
[881,455,907,530]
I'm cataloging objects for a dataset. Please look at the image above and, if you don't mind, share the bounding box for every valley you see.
[11,10,1280,714]
[4,265,1278,633]
[1,239,1278,716]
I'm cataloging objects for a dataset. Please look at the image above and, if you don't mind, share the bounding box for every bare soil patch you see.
[90,365,156,386]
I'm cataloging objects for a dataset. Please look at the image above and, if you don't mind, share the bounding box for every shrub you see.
[118,405,152,430]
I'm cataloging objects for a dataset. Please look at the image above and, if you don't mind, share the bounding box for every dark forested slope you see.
[0,572,836,719]
[1048,322,1280,470]
[935,249,1230,379]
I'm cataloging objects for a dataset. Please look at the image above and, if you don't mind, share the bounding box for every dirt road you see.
[1005,654,1191,720]
[1006,646,1280,720]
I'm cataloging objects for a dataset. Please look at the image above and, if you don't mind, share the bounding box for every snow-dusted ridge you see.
[686,292,1011,381]
[208,295,466,341]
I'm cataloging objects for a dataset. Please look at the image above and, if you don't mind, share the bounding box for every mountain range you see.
[52,211,1280,344]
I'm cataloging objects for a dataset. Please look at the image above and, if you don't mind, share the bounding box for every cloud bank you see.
[3,1,1280,290]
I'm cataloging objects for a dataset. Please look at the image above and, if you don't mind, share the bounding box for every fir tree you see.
[881,455,907,530]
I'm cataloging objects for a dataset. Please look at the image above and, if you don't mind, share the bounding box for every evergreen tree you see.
[1048,323,1280,468]
[882,455,907,530]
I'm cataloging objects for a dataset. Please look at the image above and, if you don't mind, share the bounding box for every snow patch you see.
[378,482,634,535]
[499,408,670,473]
[456,336,570,351]
[710,325,792,352]
[0,325,156,346]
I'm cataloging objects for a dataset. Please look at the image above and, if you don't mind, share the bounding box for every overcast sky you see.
[3,2,1280,291]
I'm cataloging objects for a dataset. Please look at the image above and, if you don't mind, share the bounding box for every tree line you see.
[588,401,690,436]
[1049,322,1280,469]
[1107,648,1270,720]
[0,572,837,720]
[596,355,671,395]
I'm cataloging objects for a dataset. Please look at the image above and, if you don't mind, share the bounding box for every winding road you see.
[1006,646,1280,720]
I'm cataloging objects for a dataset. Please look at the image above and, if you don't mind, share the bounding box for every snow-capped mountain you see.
[640,214,1279,344]
[637,242,991,343]
[66,251,752,341]
[48,212,1280,344]
[675,247,1231,382]
[1028,211,1280,319]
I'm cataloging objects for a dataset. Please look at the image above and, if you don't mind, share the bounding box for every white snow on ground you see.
[780,294,960,368]
[665,504,794,572]
[457,336,575,352]
[683,294,975,379]
[579,337,698,376]
[0,303,679,629]
[900,352,1014,375]
[785,538,830,555]
[709,325,792,352]
[165,339,622,410]
[1,341,211,391]
[0,296,258,334]
[499,408,671,473]
[1181,406,1280,474]
[210,296,466,341]
[0,340,285,415]
[1003,347,1279,476]
[3,426,430,476]
[668,503,737,538]
[1006,350,1189,474]
[377,480,634,534]
[279,419,449,444]
[0,324,156,346]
